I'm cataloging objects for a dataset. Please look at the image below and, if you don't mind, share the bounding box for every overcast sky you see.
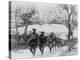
[12,1,60,18]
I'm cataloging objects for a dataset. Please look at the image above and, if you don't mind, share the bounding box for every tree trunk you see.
[24,24,28,35]
[68,14,71,40]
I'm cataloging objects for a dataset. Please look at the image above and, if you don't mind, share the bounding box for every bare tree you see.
[15,7,40,35]
[59,4,77,40]
[46,4,77,40]
[45,7,66,24]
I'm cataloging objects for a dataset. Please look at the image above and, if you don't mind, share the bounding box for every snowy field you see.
[11,46,68,59]
[11,45,78,59]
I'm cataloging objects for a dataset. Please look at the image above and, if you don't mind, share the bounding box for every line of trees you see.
[45,4,77,40]
[15,7,41,36]
[11,4,77,41]
[59,4,77,40]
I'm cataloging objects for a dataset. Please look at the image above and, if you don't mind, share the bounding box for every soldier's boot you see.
[31,48,35,56]
[54,46,56,51]
[49,47,52,53]
[33,50,35,56]
[48,45,52,53]
[30,48,34,56]
[52,46,54,52]
[33,48,36,56]
[40,47,43,55]
[42,47,44,55]
[40,48,42,55]
[68,47,71,51]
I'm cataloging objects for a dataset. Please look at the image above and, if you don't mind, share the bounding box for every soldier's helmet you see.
[50,32,55,37]
[32,28,36,31]
[41,31,45,34]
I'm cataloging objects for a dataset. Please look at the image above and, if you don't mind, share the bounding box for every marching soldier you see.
[39,31,46,55]
[28,28,39,56]
[47,33,54,53]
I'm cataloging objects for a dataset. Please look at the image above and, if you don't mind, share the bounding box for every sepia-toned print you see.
[9,1,78,59]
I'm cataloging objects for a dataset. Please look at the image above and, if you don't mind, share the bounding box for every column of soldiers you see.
[15,28,66,56]
[27,28,66,56]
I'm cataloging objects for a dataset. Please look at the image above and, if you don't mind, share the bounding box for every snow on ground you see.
[27,24,68,39]
[27,24,68,34]
[59,47,78,56]
[35,47,42,57]
[11,49,33,59]
[43,46,50,56]
[11,46,70,59]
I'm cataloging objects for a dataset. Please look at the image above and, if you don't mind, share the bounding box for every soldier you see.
[28,28,39,56]
[47,33,54,53]
[21,34,29,48]
[39,31,46,55]
[54,35,62,48]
